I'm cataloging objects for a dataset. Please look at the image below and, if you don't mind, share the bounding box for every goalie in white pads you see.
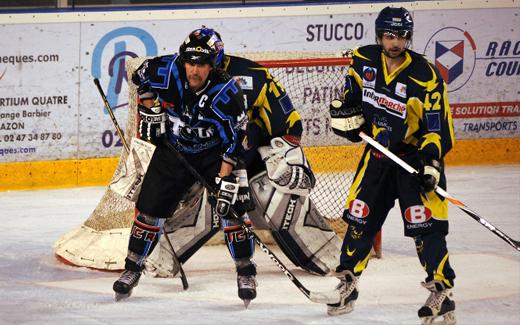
[144,28,342,305]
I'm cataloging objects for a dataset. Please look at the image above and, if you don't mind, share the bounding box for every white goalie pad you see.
[248,171,341,275]
[145,183,219,277]
[144,170,340,277]
[258,137,316,196]
[109,137,156,202]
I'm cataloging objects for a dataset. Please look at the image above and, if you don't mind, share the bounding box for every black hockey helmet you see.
[375,6,414,40]
[179,27,224,67]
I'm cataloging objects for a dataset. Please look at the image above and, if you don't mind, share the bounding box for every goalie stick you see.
[358,131,520,252]
[93,78,190,290]
[160,140,341,304]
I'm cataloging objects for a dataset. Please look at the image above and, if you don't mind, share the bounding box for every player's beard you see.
[383,46,405,59]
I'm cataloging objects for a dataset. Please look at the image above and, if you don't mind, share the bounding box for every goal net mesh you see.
[53,52,365,270]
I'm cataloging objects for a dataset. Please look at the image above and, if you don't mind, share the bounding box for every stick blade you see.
[308,289,342,304]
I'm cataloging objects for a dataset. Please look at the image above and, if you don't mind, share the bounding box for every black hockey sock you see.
[125,213,164,271]
[223,221,255,263]
[415,233,455,288]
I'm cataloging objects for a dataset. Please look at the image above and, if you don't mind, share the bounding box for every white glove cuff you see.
[331,115,365,132]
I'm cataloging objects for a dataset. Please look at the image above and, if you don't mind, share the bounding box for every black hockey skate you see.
[327,270,359,316]
[418,280,456,325]
[113,270,141,301]
[237,274,257,308]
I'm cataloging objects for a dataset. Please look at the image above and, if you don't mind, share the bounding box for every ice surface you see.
[0,165,519,325]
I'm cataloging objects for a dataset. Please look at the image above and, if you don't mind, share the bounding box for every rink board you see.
[1,137,519,191]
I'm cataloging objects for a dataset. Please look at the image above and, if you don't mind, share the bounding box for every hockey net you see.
[54,53,375,271]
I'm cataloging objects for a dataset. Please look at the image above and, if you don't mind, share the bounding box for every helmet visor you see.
[377,29,412,40]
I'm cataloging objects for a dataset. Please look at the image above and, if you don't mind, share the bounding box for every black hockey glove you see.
[417,157,442,193]
[215,175,239,219]
[138,99,167,144]
[232,166,255,216]
[329,99,365,143]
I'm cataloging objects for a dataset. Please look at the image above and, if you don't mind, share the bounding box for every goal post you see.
[53,53,380,271]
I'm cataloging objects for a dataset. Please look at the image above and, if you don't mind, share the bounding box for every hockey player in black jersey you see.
[327,7,456,325]
[142,28,341,307]
[112,29,247,301]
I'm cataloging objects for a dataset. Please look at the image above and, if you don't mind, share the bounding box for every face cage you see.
[376,29,413,49]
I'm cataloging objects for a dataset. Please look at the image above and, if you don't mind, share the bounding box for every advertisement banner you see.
[0,24,80,162]
[414,8,520,139]
[79,13,374,151]
[0,5,518,162]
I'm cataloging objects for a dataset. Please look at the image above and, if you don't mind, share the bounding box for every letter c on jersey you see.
[349,199,370,218]
[405,205,432,224]
[199,94,208,107]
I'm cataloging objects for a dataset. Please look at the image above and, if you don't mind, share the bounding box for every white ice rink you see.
[0,165,519,325]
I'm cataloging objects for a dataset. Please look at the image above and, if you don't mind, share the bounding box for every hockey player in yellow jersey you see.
[327,7,456,324]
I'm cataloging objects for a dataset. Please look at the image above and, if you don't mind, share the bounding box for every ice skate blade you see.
[327,301,355,316]
[420,311,456,325]
[242,299,251,309]
[114,291,132,302]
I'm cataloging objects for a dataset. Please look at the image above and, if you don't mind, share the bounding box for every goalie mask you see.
[179,27,224,67]
[258,137,316,196]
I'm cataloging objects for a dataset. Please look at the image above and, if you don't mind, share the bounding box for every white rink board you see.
[0,1,518,162]
[0,24,80,161]
[413,8,520,140]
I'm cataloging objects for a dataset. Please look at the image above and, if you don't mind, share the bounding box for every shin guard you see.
[415,233,455,288]
[126,213,165,271]
[222,216,255,274]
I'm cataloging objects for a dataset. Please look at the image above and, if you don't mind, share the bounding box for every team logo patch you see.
[395,82,407,98]
[426,112,441,131]
[235,75,253,90]
[362,66,377,88]
[348,199,370,219]
[405,205,432,224]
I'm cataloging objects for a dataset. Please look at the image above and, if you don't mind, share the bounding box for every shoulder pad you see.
[210,78,245,114]
[410,51,439,78]
[352,45,380,62]
[408,53,444,92]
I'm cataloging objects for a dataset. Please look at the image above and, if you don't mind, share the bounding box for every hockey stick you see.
[93,78,190,289]
[93,78,129,153]
[358,131,520,252]
[162,141,341,304]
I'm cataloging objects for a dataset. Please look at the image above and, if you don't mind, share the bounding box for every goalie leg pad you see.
[248,172,341,275]
[144,186,219,277]
[110,137,156,202]
[126,213,165,271]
